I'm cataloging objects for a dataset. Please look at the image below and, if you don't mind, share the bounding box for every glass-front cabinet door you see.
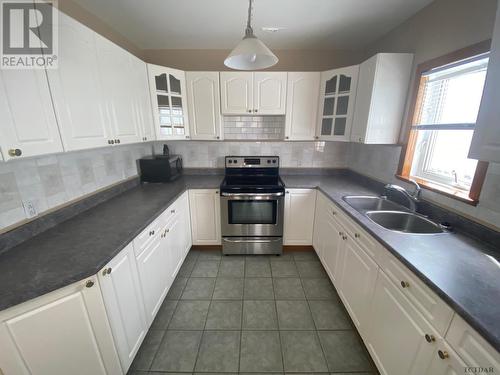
[317,65,359,141]
[147,64,190,140]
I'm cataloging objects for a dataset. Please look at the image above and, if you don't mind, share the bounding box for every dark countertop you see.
[0,172,498,352]
[282,175,500,352]
[0,175,223,311]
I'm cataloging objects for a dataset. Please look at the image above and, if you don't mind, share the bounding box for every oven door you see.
[221,192,284,237]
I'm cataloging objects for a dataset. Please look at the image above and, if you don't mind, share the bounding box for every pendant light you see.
[224,0,278,70]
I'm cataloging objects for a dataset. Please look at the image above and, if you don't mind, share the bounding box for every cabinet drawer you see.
[133,216,163,257]
[446,314,500,371]
[381,251,453,335]
[332,204,384,264]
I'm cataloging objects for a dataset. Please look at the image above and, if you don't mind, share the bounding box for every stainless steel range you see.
[220,156,285,255]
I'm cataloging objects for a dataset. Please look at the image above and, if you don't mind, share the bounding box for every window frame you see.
[397,40,491,206]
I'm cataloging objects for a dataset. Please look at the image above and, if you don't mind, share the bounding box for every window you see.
[399,42,491,205]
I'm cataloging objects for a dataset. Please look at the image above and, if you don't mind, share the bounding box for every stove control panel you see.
[225,156,279,168]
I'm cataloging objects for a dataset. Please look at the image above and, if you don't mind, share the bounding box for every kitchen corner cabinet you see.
[148,64,190,140]
[186,72,222,140]
[220,72,287,115]
[131,56,156,142]
[0,277,122,375]
[283,189,316,245]
[317,65,359,141]
[46,12,112,151]
[284,72,320,140]
[95,35,142,145]
[469,3,500,162]
[189,189,221,245]
[351,53,413,144]
[0,69,63,161]
[99,243,147,372]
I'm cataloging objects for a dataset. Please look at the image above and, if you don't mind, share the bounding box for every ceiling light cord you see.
[245,0,255,38]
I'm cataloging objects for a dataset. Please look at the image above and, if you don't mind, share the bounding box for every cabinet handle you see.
[110,140,115,145]
[216,136,220,139]
[8,148,22,157]
[286,191,289,194]
[149,230,155,236]
[358,137,363,142]
[166,228,170,233]
[425,334,436,343]
[171,209,176,214]
[186,135,190,139]
[332,210,336,215]
[215,191,219,194]
[338,231,343,236]
[107,267,112,274]
[85,280,94,288]
[285,136,289,139]
[102,268,108,276]
[254,109,258,113]
[315,136,319,139]
[354,233,360,239]
[342,235,347,240]
[247,109,252,113]
[400,280,410,288]
[438,350,449,360]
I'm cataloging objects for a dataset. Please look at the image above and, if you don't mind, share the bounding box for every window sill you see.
[395,175,478,206]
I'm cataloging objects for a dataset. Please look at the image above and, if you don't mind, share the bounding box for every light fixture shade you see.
[224,36,278,70]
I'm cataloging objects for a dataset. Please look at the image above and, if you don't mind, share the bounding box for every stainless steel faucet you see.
[384,180,421,211]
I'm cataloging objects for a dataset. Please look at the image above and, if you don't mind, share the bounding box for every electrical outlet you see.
[22,200,38,218]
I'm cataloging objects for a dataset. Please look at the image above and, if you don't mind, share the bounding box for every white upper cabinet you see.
[186,72,222,140]
[148,64,190,140]
[95,35,142,145]
[317,65,359,141]
[0,69,63,160]
[220,72,287,115]
[46,12,111,151]
[220,72,253,114]
[284,72,320,140]
[131,56,155,142]
[99,243,147,373]
[469,4,500,162]
[351,53,413,144]
[253,72,287,115]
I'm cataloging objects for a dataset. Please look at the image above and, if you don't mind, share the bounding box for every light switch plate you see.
[22,200,38,218]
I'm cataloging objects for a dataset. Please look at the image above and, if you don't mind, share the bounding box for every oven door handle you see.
[222,238,283,243]
[220,192,284,197]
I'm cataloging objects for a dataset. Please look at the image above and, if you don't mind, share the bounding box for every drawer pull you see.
[342,235,347,241]
[85,280,94,288]
[171,209,176,214]
[438,350,449,360]
[332,210,336,215]
[8,148,22,157]
[107,267,112,275]
[149,230,155,236]
[401,280,410,288]
[338,231,343,236]
[425,334,435,343]
[354,233,360,238]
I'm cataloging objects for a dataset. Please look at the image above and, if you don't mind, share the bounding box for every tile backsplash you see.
[223,116,285,140]
[155,141,350,169]
[0,143,152,231]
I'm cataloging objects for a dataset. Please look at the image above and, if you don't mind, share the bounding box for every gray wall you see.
[348,0,500,230]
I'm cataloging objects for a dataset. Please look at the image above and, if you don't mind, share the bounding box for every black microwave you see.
[138,155,182,183]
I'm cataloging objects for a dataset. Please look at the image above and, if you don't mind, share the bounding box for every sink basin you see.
[343,195,408,212]
[366,211,444,234]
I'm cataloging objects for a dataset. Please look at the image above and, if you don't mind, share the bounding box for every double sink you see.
[343,195,445,234]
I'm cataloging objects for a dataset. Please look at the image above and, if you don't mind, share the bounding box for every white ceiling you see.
[71,0,434,50]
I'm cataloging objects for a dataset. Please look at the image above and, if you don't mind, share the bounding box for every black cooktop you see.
[220,175,285,193]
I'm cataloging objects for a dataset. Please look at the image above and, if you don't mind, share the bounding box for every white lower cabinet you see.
[189,189,221,245]
[367,270,438,375]
[424,338,468,375]
[337,233,378,337]
[283,189,316,245]
[0,277,122,375]
[135,231,169,325]
[321,215,344,283]
[99,243,147,373]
